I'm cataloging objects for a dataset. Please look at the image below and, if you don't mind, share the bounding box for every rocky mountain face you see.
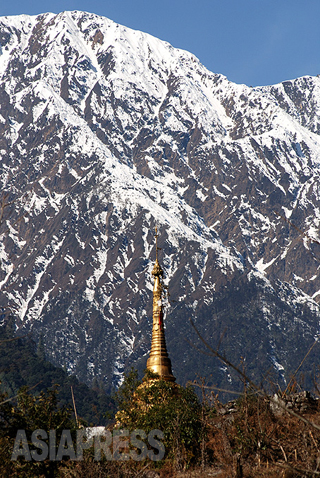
[1,11,320,394]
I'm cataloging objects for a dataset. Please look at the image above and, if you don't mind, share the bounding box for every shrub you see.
[114,369,202,467]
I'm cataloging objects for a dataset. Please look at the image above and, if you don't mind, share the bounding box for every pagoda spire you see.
[146,227,176,382]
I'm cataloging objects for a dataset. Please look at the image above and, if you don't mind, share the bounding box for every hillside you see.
[0,11,320,392]
[0,316,114,425]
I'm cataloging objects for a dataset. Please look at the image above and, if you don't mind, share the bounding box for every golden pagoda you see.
[146,228,176,382]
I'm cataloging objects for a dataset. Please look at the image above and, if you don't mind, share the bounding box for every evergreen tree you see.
[36,333,46,362]
[115,369,203,467]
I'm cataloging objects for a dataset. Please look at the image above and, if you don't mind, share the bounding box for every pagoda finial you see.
[152,226,163,278]
[155,226,158,261]
[146,227,175,382]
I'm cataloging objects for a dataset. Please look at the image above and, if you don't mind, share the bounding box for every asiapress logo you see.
[11,429,165,462]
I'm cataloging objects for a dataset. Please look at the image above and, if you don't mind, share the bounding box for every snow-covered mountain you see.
[1,11,320,392]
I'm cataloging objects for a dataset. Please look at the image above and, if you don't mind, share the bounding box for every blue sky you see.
[1,0,320,87]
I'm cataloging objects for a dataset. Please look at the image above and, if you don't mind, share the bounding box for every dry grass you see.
[199,393,320,478]
[58,393,320,477]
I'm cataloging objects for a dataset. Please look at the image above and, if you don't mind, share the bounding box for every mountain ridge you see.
[1,11,320,393]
